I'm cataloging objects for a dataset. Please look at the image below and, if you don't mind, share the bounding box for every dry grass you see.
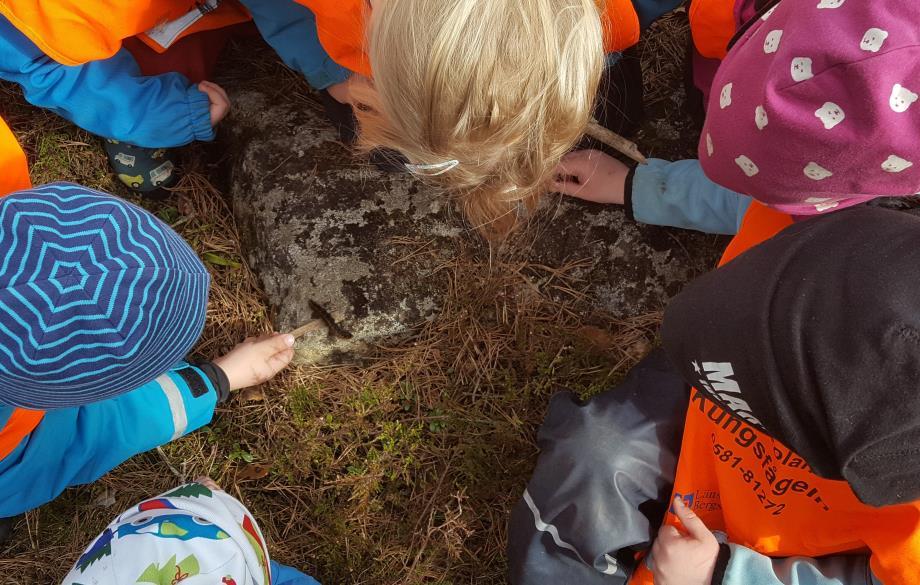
[0,11,700,584]
[0,89,660,585]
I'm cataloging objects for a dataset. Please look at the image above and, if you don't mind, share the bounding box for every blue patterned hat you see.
[0,183,210,409]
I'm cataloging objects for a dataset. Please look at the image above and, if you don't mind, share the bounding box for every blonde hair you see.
[356,0,605,238]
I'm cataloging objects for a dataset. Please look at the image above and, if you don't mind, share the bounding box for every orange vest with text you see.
[0,117,44,461]
[0,0,250,66]
[295,0,645,78]
[630,202,920,584]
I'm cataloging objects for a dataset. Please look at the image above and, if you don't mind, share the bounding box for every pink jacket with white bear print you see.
[699,0,920,215]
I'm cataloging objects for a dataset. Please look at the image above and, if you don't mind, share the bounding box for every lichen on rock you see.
[223,86,721,365]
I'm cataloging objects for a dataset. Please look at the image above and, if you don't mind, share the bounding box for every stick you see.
[309,299,353,340]
[289,319,326,339]
[585,120,648,165]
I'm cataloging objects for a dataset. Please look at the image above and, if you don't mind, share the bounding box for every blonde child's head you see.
[357,0,605,238]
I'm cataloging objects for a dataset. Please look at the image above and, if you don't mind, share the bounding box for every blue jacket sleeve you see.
[629,158,752,235]
[717,544,881,585]
[240,0,352,89]
[270,561,322,585]
[0,362,219,517]
[0,15,213,147]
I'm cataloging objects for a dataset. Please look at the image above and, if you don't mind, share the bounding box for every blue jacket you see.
[0,1,348,149]
[0,361,218,517]
[0,16,213,148]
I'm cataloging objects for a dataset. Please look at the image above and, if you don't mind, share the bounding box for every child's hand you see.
[651,497,720,585]
[198,81,231,126]
[195,476,222,491]
[212,333,295,391]
[327,75,378,110]
[552,149,629,204]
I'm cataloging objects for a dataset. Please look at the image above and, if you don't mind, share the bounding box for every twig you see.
[585,120,648,165]
[157,447,186,482]
[288,319,326,339]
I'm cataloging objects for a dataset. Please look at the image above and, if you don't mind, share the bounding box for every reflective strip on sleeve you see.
[157,374,189,440]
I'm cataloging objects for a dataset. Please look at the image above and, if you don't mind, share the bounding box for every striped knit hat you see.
[0,183,210,409]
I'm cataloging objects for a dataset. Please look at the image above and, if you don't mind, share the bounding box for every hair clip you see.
[405,159,460,176]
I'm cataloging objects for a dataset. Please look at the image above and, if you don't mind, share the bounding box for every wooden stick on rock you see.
[585,119,648,165]
[289,319,326,339]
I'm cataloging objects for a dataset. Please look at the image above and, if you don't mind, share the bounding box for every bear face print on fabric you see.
[755,105,768,130]
[815,102,845,129]
[882,155,913,173]
[720,83,733,109]
[804,162,833,181]
[860,28,889,52]
[736,155,760,177]
[890,84,918,113]
[763,30,783,53]
[816,0,845,8]
[804,197,840,212]
[791,57,813,82]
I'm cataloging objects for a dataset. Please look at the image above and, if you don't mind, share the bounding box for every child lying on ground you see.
[61,477,319,585]
[555,0,920,234]
[510,206,920,584]
[0,183,294,543]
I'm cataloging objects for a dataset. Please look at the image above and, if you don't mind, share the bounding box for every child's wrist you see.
[193,361,231,403]
[622,165,638,219]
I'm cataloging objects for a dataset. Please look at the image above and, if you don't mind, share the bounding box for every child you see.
[509,206,920,584]
[0,1,243,195]
[60,477,319,585]
[231,0,686,229]
[554,0,920,235]
[2,0,688,221]
[0,182,295,542]
[350,0,683,234]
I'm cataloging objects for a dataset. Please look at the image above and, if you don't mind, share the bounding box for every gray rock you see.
[225,89,462,363]
[223,86,721,364]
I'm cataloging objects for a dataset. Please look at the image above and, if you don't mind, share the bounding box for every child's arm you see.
[651,500,877,585]
[714,545,877,585]
[0,16,222,148]
[239,0,352,91]
[0,334,294,517]
[270,561,323,585]
[0,362,220,517]
[555,150,752,235]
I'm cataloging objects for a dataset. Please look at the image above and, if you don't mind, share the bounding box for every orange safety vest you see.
[630,202,920,584]
[0,408,44,461]
[296,0,644,78]
[689,0,738,59]
[0,117,30,195]
[0,0,251,66]
[0,116,44,461]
